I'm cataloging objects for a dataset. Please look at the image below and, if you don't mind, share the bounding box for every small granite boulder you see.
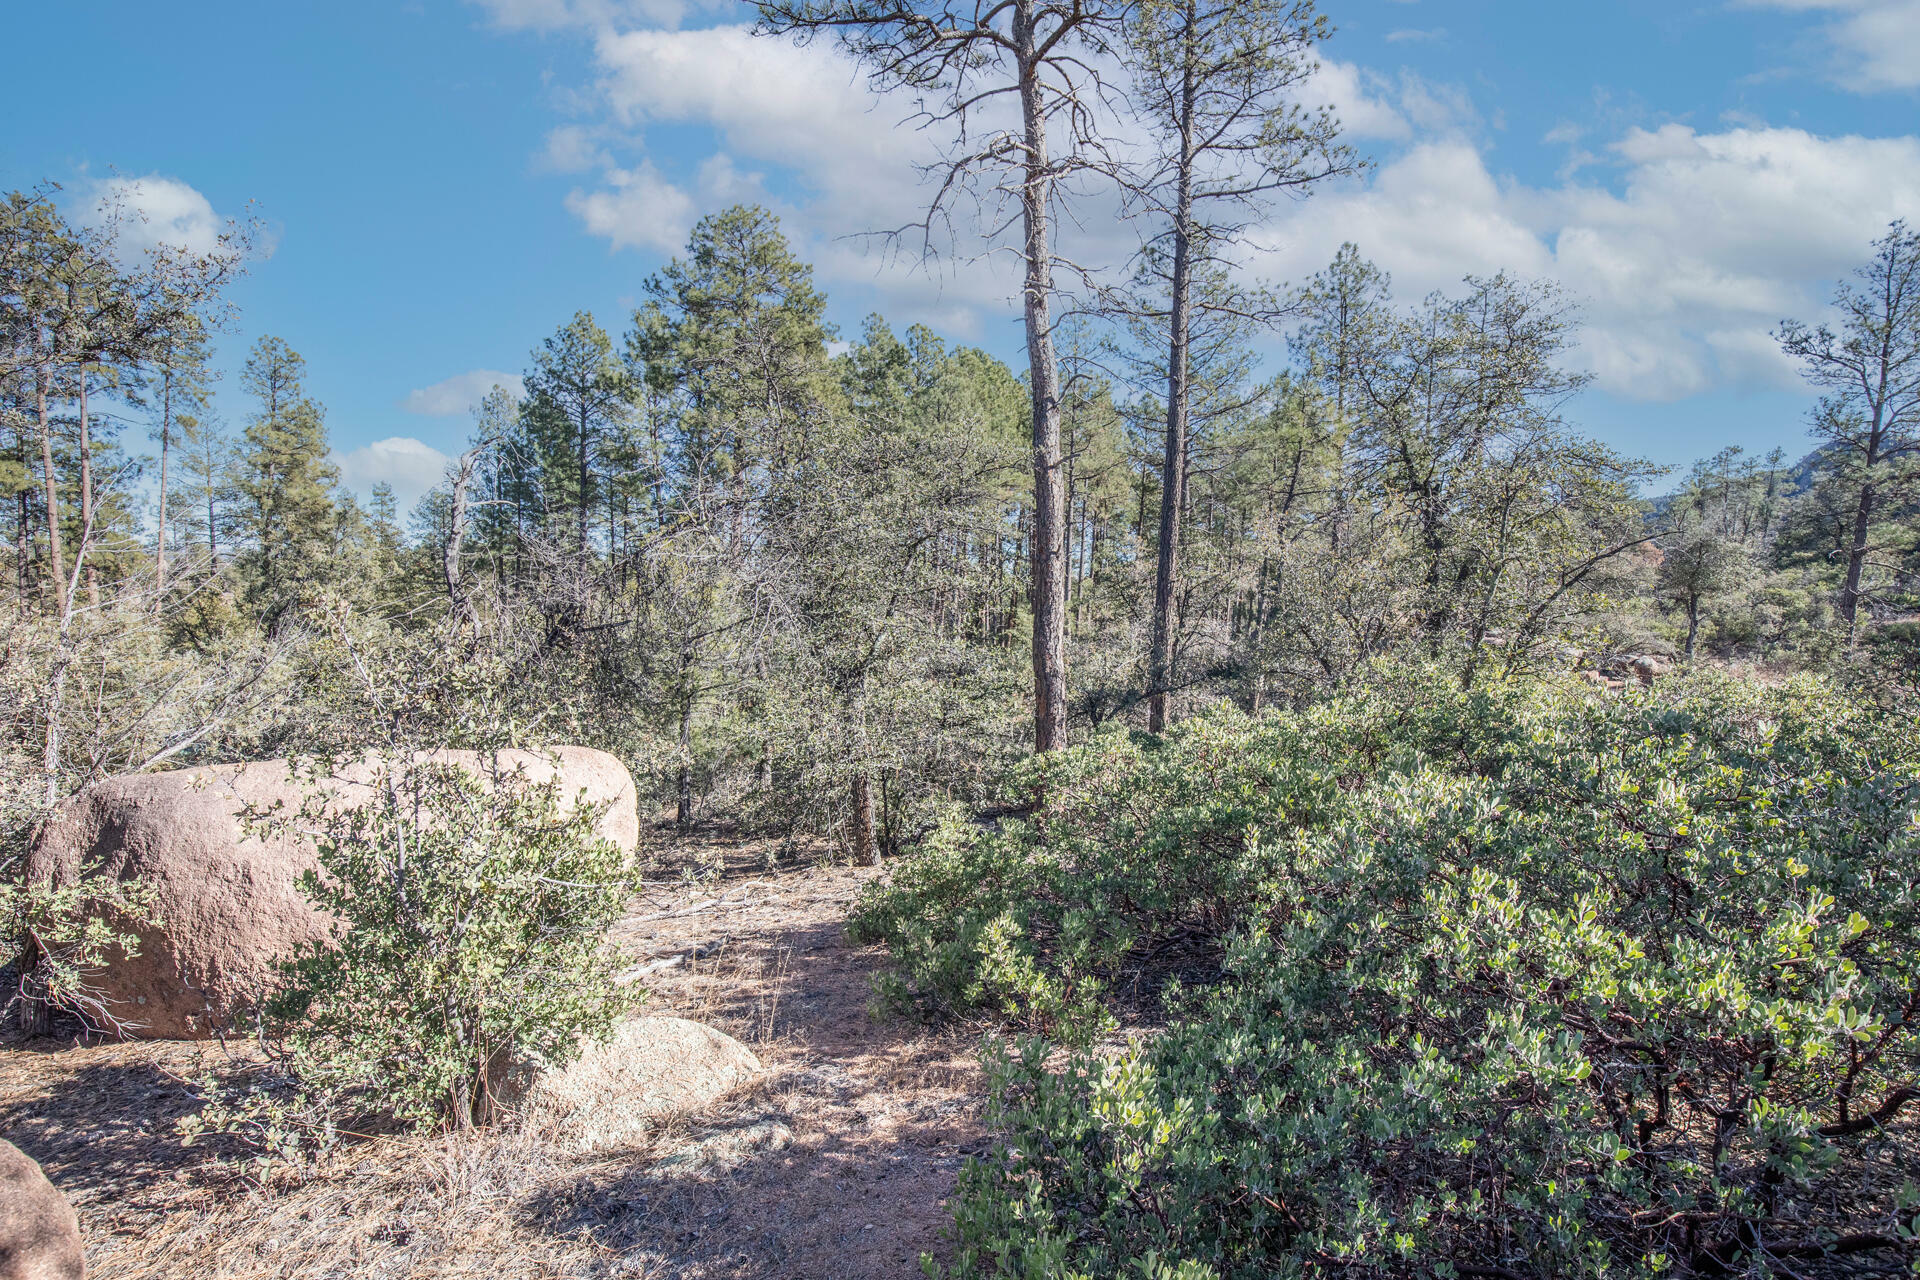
[522,1016,762,1154]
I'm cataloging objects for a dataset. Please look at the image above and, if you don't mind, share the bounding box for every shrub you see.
[187,754,637,1149]
[850,663,1535,1040]
[3,877,153,1034]
[922,671,1920,1278]
[0,764,154,1036]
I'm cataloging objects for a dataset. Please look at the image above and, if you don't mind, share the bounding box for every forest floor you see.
[0,832,988,1279]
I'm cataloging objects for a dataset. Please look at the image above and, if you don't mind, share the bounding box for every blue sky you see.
[7,0,1919,511]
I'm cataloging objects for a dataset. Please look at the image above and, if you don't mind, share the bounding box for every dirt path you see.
[0,848,987,1279]
[593,855,986,1277]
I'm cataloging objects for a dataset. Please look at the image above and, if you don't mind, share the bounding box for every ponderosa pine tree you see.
[141,313,214,594]
[755,0,1131,751]
[1,187,246,613]
[170,409,239,572]
[237,336,339,621]
[523,312,629,558]
[1778,222,1920,641]
[627,208,832,829]
[1122,0,1352,731]
[630,205,831,555]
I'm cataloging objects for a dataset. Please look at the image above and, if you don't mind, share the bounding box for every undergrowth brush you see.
[854,666,1920,1278]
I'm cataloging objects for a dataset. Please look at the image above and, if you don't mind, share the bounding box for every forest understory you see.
[4,831,982,1280]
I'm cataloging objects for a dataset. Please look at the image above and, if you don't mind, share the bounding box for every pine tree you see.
[630,205,831,552]
[170,410,239,571]
[1121,0,1352,731]
[1778,223,1920,640]
[141,313,215,592]
[523,313,628,557]
[236,336,340,619]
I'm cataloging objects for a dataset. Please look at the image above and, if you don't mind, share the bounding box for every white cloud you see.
[82,174,226,256]
[494,9,1920,405]
[591,25,918,177]
[400,369,526,416]
[565,159,700,253]
[1250,123,1920,400]
[1737,0,1920,91]
[1306,61,1412,141]
[332,437,455,514]
[565,24,1031,329]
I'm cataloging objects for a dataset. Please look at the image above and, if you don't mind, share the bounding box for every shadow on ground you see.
[547,865,987,1279]
[1,1046,211,1191]
[0,857,985,1279]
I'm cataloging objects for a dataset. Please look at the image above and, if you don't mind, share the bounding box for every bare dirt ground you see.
[0,834,988,1279]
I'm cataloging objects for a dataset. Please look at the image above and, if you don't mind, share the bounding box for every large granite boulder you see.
[26,747,638,1039]
[0,1140,83,1280]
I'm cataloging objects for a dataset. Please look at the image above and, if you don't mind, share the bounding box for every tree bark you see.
[1018,0,1069,753]
[851,773,878,866]
[155,363,172,595]
[1840,475,1875,643]
[577,404,591,558]
[206,470,220,571]
[13,486,29,610]
[1147,34,1197,735]
[444,443,483,627]
[35,363,64,613]
[77,365,97,608]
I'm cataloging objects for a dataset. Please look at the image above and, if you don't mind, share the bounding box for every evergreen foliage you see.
[912,670,1920,1278]
[253,757,635,1133]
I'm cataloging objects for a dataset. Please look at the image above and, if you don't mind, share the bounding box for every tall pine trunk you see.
[1147,46,1197,733]
[1017,0,1068,753]
[78,366,97,608]
[155,365,173,595]
[1840,467,1877,644]
[577,405,591,558]
[36,363,64,613]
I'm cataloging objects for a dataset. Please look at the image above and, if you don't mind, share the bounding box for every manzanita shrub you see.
[852,664,1559,1040]
[884,668,1920,1278]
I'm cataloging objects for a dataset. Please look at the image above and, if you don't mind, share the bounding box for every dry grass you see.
[0,835,986,1279]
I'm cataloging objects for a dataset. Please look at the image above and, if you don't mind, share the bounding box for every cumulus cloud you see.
[82,174,226,256]
[564,24,1034,328]
[1249,124,1920,400]
[1738,0,1920,91]
[400,370,526,416]
[332,437,455,514]
[497,7,1920,402]
[1306,60,1413,141]
[565,159,701,253]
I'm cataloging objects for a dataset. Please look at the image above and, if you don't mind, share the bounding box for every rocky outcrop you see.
[521,1016,762,1155]
[26,747,638,1039]
[0,1140,83,1280]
